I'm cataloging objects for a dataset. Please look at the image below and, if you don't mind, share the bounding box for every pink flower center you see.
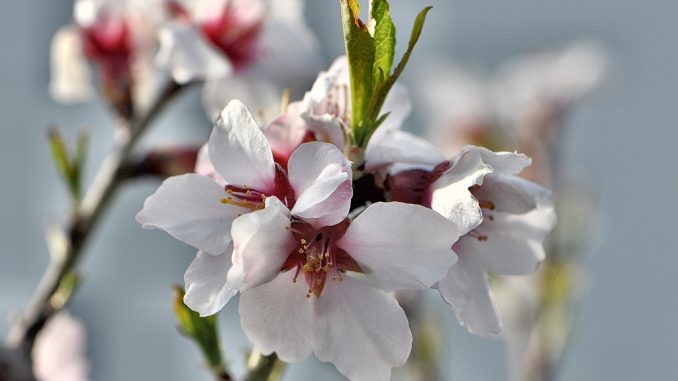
[200,2,264,70]
[282,219,362,298]
[386,161,452,206]
[80,14,132,82]
[271,131,316,170]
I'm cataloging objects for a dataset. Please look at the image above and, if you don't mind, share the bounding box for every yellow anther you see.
[479,201,496,210]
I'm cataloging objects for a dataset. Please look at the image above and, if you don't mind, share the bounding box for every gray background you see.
[1,0,676,380]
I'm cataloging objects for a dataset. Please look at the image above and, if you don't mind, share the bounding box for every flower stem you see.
[244,352,286,381]
[5,81,185,350]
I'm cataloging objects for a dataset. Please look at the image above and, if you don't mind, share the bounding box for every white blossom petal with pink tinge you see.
[202,74,282,124]
[470,145,531,175]
[338,202,459,293]
[156,22,232,84]
[195,144,226,187]
[228,197,296,291]
[365,130,445,173]
[476,202,556,275]
[288,142,352,226]
[313,276,412,381]
[33,311,90,381]
[477,174,550,214]
[239,271,314,362]
[49,26,94,103]
[438,248,502,336]
[430,148,492,235]
[263,101,309,159]
[209,100,276,190]
[136,174,246,255]
[184,250,237,316]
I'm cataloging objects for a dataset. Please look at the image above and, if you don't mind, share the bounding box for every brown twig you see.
[5,82,184,350]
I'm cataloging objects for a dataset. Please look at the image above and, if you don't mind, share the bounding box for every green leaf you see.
[47,128,89,201]
[173,287,226,375]
[48,128,78,200]
[391,6,432,85]
[371,0,396,84]
[340,0,375,142]
[364,6,432,143]
[339,1,432,150]
[74,130,89,199]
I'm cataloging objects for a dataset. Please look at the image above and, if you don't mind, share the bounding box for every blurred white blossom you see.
[32,312,90,381]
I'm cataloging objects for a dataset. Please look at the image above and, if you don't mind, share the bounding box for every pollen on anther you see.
[479,200,496,210]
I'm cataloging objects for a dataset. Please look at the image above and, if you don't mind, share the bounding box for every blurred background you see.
[1,0,677,380]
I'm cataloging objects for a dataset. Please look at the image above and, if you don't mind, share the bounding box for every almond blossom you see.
[438,155,554,335]
[50,0,164,114]
[136,100,352,315]
[232,199,460,381]
[162,0,322,121]
[381,142,555,335]
[247,56,417,174]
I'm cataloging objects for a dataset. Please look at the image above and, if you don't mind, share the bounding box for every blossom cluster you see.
[29,0,571,380]
[136,57,555,380]
[50,0,320,118]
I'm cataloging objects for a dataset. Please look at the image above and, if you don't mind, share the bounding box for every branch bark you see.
[5,82,184,350]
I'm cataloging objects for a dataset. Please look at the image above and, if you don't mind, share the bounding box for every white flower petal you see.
[477,174,551,214]
[209,100,276,190]
[466,145,532,175]
[430,148,492,235]
[195,144,226,187]
[313,276,412,381]
[49,26,94,103]
[33,311,90,381]
[184,250,237,317]
[254,0,323,89]
[239,271,314,362]
[202,74,282,124]
[474,203,555,275]
[300,57,349,148]
[303,114,346,148]
[338,202,459,292]
[136,174,245,255]
[288,142,352,224]
[228,197,295,291]
[434,263,471,312]
[296,181,353,228]
[438,249,502,336]
[262,101,309,160]
[365,130,445,173]
[255,0,322,78]
[156,22,232,84]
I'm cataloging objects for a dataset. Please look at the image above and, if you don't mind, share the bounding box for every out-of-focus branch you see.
[5,81,185,351]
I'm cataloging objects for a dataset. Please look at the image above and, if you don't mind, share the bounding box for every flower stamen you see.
[478,200,496,210]
[220,185,266,210]
[286,219,360,299]
[469,230,488,241]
